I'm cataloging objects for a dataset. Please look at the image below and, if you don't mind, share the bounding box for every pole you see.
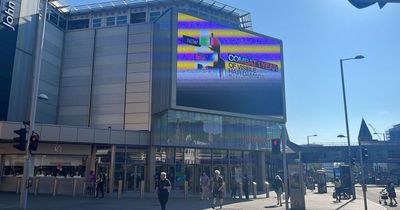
[282,125,289,210]
[340,59,356,200]
[19,0,47,209]
[358,144,368,209]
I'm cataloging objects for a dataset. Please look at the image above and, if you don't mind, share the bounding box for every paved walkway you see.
[0,187,388,210]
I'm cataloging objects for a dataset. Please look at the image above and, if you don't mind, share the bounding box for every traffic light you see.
[271,138,281,154]
[29,132,40,151]
[362,148,368,161]
[13,128,27,151]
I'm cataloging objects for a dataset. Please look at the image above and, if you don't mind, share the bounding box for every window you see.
[116,15,127,25]
[67,19,90,30]
[59,17,66,29]
[149,11,160,21]
[92,18,102,28]
[47,10,58,25]
[106,16,115,26]
[130,12,146,23]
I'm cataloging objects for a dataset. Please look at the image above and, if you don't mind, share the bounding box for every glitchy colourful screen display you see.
[176,13,284,117]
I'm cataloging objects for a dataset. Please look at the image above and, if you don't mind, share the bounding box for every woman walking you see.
[274,175,283,206]
[155,172,172,210]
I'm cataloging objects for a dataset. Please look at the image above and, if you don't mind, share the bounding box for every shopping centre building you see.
[0,0,286,194]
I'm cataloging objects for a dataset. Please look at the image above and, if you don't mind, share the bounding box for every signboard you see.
[0,0,21,120]
[176,13,284,118]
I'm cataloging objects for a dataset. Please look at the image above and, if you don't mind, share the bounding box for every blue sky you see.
[67,0,400,145]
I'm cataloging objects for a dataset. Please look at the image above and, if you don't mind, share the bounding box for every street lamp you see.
[306,134,317,174]
[19,0,48,209]
[373,132,386,141]
[307,134,317,146]
[339,55,365,203]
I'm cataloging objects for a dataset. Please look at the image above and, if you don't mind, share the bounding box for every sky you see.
[66,0,400,145]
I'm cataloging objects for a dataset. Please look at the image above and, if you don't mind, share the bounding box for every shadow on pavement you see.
[335,199,354,210]
[264,204,281,208]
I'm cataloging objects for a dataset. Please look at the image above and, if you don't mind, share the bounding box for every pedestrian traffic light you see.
[29,132,40,151]
[362,148,368,161]
[13,128,27,151]
[271,138,281,154]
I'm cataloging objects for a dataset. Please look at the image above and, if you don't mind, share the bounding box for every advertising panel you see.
[176,13,284,118]
[0,0,21,120]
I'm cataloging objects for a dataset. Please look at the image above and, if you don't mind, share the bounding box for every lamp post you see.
[306,134,317,174]
[339,55,365,203]
[373,132,386,141]
[19,0,48,209]
[307,134,317,146]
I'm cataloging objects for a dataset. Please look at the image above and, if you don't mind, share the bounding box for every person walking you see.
[230,176,237,199]
[334,178,342,202]
[200,172,210,200]
[211,170,225,209]
[387,181,398,206]
[274,175,283,206]
[243,174,250,200]
[95,170,105,199]
[86,170,96,195]
[155,172,172,210]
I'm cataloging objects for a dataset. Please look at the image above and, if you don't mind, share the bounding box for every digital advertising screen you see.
[176,13,284,118]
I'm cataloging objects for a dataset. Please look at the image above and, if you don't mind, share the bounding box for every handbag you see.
[332,192,337,199]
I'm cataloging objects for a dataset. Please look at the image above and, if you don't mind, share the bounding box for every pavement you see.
[0,186,394,210]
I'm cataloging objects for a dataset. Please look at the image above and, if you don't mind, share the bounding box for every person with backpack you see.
[155,172,172,210]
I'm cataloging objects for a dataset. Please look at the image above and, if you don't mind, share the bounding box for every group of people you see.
[85,170,106,199]
[155,170,225,210]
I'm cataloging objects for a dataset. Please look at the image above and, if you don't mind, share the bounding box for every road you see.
[356,186,400,210]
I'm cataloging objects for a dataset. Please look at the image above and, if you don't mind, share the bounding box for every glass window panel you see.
[212,150,227,165]
[130,12,146,23]
[67,19,90,30]
[106,16,115,26]
[155,147,166,164]
[126,148,147,164]
[92,18,102,28]
[116,15,127,25]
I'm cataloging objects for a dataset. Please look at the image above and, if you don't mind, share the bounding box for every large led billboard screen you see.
[176,13,284,118]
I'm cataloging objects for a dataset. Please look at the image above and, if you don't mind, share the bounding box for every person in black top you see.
[212,170,225,209]
[95,170,105,199]
[243,174,250,200]
[155,172,172,210]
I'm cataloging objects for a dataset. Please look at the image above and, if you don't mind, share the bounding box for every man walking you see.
[156,172,172,210]
[212,170,225,209]
[200,172,210,200]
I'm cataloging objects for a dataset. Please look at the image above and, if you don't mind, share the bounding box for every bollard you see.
[265,181,269,198]
[16,177,21,194]
[239,182,243,199]
[53,178,58,196]
[184,181,188,199]
[252,182,257,198]
[140,180,144,199]
[34,178,40,196]
[73,179,77,198]
[118,180,123,199]
[83,182,87,195]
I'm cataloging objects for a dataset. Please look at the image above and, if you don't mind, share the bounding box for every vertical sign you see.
[0,0,21,120]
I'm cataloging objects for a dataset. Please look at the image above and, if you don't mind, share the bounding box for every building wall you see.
[90,26,127,129]
[58,24,152,131]
[36,22,64,123]
[124,23,152,131]
[58,29,95,126]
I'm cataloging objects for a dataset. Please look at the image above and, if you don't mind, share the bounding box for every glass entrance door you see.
[126,165,145,192]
